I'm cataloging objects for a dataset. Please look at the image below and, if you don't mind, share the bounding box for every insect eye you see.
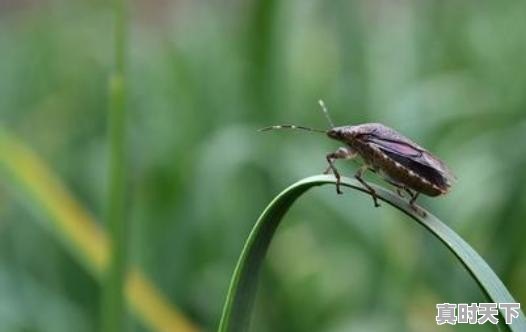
[327,129,341,140]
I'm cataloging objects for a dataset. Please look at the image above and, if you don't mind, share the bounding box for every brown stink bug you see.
[260,101,455,215]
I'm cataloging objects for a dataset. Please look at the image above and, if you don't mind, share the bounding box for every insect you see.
[260,101,455,215]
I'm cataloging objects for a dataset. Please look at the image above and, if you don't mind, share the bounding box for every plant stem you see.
[102,0,128,330]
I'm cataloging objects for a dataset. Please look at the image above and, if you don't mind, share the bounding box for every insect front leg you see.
[324,147,357,194]
[354,165,380,207]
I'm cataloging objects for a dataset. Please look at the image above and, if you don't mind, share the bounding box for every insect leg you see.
[324,147,357,194]
[409,192,419,205]
[408,192,426,217]
[382,177,407,198]
[386,182,417,202]
[354,165,380,207]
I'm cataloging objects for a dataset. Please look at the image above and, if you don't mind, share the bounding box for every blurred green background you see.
[1,0,525,331]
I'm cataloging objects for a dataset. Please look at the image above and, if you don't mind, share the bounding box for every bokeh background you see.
[1,0,525,331]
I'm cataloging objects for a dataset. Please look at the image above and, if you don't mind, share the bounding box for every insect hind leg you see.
[324,147,357,194]
[381,177,426,216]
[382,176,419,203]
[408,192,427,217]
[382,177,408,198]
[355,165,380,207]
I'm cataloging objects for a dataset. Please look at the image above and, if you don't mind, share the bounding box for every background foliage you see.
[1,0,525,331]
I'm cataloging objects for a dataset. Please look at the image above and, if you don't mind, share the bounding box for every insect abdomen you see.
[357,143,447,197]
[382,157,445,196]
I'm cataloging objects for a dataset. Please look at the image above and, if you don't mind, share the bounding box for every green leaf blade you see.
[218,175,526,332]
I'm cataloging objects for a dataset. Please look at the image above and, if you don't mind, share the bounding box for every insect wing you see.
[365,135,455,186]
[366,136,422,157]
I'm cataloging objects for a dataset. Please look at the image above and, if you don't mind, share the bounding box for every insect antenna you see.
[258,124,326,134]
[318,99,335,128]
[259,100,334,134]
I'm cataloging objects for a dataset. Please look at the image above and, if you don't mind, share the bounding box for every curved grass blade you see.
[218,174,526,332]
